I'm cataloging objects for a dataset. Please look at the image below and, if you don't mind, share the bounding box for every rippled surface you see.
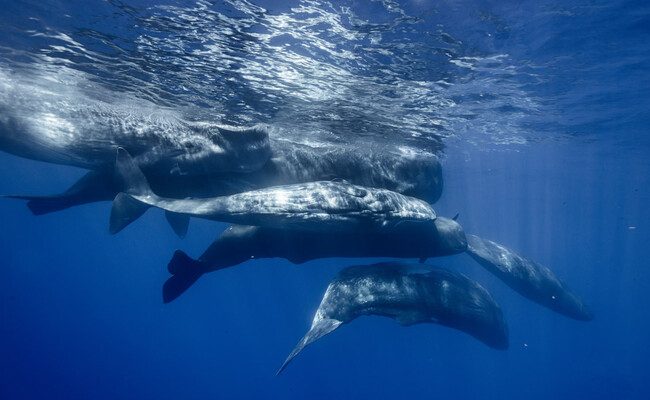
[6,0,645,152]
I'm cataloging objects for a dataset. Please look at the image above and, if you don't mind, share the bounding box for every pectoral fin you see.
[277,318,343,375]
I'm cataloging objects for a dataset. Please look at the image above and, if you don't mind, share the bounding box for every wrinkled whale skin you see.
[0,66,271,176]
[110,148,439,234]
[5,139,443,216]
[199,216,464,269]
[277,262,508,373]
[466,234,593,321]
[162,216,466,303]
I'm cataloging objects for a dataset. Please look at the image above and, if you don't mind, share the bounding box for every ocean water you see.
[0,0,649,399]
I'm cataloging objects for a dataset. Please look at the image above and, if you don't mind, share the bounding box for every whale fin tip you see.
[165,210,190,238]
[114,147,153,197]
[277,318,343,375]
[109,192,149,234]
[163,250,204,303]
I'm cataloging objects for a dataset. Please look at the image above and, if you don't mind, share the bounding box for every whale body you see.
[6,140,443,216]
[163,216,467,302]
[110,148,438,234]
[0,67,271,175]
[1,67,443,216]
[466,234,593,321]
[277,262,508,374]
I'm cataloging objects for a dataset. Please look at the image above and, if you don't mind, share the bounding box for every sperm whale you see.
[277,262,508,374]
[109,148,438,234]
[163,216,467,302]
[0,67,271,175]
[465,234,593,321]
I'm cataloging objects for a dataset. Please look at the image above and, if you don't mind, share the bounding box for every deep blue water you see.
[1,1,649,399]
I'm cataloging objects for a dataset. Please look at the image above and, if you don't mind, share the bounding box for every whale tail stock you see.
[276,318,343,375]
[163,250,204,303]
[110,147,190,236]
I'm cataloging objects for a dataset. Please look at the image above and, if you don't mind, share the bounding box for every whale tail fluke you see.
[3,170,117,215]
[163,250,204,303]
[109,192,150,234]
[2,194,71,215]
[277,318,343,375]
[114,147,153,197]
[26,197,72,215]
[109,148,158,234]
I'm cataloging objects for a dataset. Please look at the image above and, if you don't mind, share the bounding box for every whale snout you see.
[558,293,594,321]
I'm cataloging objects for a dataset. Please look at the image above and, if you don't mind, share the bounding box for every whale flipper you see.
[165,210,190,238]
[277,318,343,375]
[163,250,205,303]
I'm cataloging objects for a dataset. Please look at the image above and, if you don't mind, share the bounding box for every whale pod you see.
[277,262,508,374]
[465,234,593,321]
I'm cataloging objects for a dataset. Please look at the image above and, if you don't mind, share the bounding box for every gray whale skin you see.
[109,148,438,234]
[277,262,508,374]
[466,234,593,321]
[4,137,443,217]
[163,217,466,303]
